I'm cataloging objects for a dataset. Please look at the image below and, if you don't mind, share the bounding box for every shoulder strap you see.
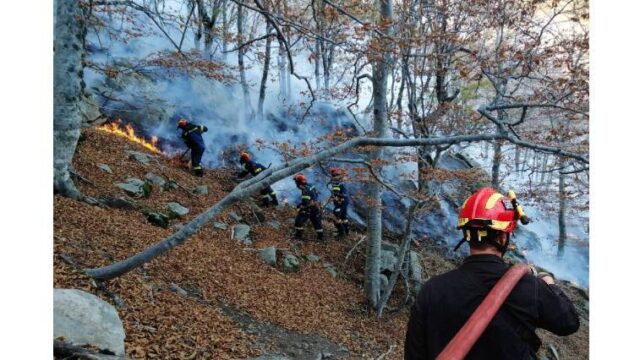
[458,266,542,352]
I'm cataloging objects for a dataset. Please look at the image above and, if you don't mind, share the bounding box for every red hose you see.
[436,263,531,360]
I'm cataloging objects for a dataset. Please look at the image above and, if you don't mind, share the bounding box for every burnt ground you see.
[54,128,589,359]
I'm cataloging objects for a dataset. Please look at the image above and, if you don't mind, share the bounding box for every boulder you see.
[192,185,208,195]
[213,222,228,230]
[97,196,139,210]
[54,288,126,356]
[164,180,179,191]
[283,254,300,273]
[167,202,189,218]
[305,254,321,262]
[144,211,169,228]
[380,250,397,272]
[233,224,252,244]
[409,251,423,283]
[145,172,167,188]
[96,163,113,174]
[115,178,151,198]
[267,221,281,230]
[126,150,152,165]
[259,246,277,267]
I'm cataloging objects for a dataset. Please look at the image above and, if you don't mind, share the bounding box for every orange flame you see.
[97,120,161,153]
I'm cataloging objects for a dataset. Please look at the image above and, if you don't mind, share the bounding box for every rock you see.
[115,178,152,198]
[164,180,179,191]
[54,288,126,356]
[171,223,184,231]
[167,202,189,218]
[233,224,252,244]
[213,222,228,230]
[169,283,188,297]
[97,196,139,210]
[267,220,281,230]
[229,211,243,222]
[380,250,397,272]
[286,218,296,224]
[305,254,321,262]
[283,254,300,273]
[259,246,277,267]
[409,251,423,283]
[144,211,169,228]
[96,163,113,174]
[192,185,208,195]
[145,172,166,188]
[126,150,152,165]
[323,263,338,278]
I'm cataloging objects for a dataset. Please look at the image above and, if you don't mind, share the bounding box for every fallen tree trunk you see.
[85,133,587,281]
[54,339,124,360]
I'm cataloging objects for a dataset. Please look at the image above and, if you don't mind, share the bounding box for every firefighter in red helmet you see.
[176,117,207,177]
[329,167,350,238]
[405,187,579,359]
[293,174,323,241]
[236,152,278,207]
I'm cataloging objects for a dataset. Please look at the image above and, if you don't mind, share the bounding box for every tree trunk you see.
[557,160,567,258]
[491,140,502,189]
[540,153,549,184]
[54,0,87,200]
[514,145,521,173]
[258,22,272,120]
[365,0,393,309]
[222,0,229,60]
[237,0,252,119]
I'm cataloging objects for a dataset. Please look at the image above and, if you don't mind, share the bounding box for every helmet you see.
[329,167,343,177]
[293,174,307,185]
[177,118,188,128]
[457,187,517,233]
[240,152,251,164]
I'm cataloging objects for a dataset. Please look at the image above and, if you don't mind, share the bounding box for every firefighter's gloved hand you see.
[537,272,555,285]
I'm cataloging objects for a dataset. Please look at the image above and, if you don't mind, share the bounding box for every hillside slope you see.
[54,128,588,359]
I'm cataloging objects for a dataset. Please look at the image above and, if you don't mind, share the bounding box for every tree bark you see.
[491,140,502,189]
[557,159,567,259]
[237,0,252,119]
[364,0,393,309]
[54,0,88,200]
[257,19,272,120]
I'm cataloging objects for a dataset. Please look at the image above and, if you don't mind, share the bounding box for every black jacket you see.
[238,160,266,179]
[404,254,579,360]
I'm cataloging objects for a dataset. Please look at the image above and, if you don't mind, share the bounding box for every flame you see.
[97,120,161,153]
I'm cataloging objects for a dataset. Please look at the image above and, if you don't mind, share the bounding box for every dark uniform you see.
[330,180,349,237]
[294,183,323,240]
[180,123,207,176]
[237,160,278,206]
[404,254,580,360]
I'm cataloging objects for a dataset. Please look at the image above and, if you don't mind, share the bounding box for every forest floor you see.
[53,128,589,359]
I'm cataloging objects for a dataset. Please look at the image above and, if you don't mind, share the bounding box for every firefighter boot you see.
[261,196,271,207]
[294,228,304,241]
[193,167,204,177]
[270,194,279,206]
[336,223,345,238]
[316,230,324,241]
[344,221,350,236]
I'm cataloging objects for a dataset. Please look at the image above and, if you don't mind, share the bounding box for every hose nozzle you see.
[508,190,531,225]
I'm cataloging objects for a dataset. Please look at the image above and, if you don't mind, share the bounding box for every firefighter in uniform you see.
[237,152,278,207]
[404,187,579,359]
[177,118,207,177]
[329,167,349,238]
[293,174,323,241]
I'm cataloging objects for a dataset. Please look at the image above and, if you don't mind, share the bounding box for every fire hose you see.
[436,263,531,360]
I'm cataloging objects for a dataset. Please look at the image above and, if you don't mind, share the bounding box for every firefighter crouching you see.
[177,118,207,177]
[329,167,350,238]
[404,187,579,359]
[236,152,278,207]
[293,174,323,241]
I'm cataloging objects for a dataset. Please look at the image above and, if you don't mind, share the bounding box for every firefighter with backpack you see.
[329,167,350,238]
[293,174,323,241]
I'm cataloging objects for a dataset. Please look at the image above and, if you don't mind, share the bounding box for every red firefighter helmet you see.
[240,152,251,163]
[177,118,188,128]
[329,167,343,177]
[457,187,517,233]
[293,173,307,185]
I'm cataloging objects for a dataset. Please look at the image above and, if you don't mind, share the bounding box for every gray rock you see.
[96,163,113,174]
[305,254,321,262]
[126,150,152,165]
[283,254,300,273]
[245,356,290,360]
[213,222,228,230]
[259,246,277,267]
[54,288,126,356]
[115,178,152,198]
[97,196,139,210]
[192,185,208,195]
[144,211,169,228]
[286,218,296,224]
[233,224,252,244]
[323,263,338,278]
[145,172,166,188]
[409,251,423,283]
[229,211,243,222]
[380,250,397,272]
[267,220,281,230]
[169,283,188,297]
[167,202,189,218]
[164,180,179,191]
[171,223,184,231]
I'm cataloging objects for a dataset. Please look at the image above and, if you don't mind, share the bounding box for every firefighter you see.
[293,174,323,241]
[177,118,207,177]
[329,167,349,238]
[404,187,579,359]
[237,152,278,207]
